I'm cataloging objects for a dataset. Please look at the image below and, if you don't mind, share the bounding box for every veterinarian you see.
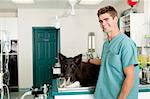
[88,5,139,99]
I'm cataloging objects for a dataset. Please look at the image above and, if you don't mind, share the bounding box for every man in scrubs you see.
[88,6,139,99]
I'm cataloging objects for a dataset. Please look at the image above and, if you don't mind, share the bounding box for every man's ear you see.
[74,54,82,65]
[114,16,118,23]
[59,53,66,62]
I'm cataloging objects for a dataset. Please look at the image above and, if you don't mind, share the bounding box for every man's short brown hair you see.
[97,6,118,19]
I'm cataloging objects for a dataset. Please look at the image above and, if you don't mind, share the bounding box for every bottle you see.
[143,68,146,81]
[146,64,150,83]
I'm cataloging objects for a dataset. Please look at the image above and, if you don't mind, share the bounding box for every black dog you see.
[59,53,100,87]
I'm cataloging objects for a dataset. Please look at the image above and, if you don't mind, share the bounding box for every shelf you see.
[145,35,150,38]
[0,53,17,55]
[144,46,150,48]
[138,62,150,64]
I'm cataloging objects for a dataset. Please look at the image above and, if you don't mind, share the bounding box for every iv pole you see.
[0,29,10,99]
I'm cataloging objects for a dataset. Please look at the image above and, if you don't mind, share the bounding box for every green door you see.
[32,27,60,87]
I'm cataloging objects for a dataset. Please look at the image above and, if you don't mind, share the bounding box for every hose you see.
[0,87,4,99]
[3,84,10,99]
[20,91,32,99]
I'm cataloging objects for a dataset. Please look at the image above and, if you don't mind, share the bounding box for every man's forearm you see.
[118,69,134,99]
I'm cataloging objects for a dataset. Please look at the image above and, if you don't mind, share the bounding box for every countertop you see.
[139,84,150,92]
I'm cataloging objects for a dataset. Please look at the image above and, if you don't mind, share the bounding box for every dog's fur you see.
[59,53,100,87]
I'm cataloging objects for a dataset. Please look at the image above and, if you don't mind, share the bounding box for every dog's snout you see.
[65,74,70,78]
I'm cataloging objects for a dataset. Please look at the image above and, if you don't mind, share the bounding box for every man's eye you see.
[104,18,109,21]
[99,20,103,23]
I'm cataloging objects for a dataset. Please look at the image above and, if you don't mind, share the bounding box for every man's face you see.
[99,13,117,33]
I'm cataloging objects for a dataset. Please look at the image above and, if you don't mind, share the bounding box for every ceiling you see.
[0,0,124,11]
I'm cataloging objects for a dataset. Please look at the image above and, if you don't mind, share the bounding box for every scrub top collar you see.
[107,33,123,44]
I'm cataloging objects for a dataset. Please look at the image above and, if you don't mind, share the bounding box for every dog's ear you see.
[74,54,82,65]
[59,53,66,62]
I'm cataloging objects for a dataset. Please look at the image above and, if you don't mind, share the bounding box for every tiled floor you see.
[4,91,34,99]
[3,88,51,99]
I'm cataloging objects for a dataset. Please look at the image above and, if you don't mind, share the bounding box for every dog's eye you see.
[70,64,74,68]
[64,64,68,67]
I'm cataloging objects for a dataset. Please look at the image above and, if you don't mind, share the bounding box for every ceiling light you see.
[79,0,103,5]
[11,0,34,4]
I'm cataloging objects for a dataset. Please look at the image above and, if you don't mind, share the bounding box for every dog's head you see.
[59,53,82,81]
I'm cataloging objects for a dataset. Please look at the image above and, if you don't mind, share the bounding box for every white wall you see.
[0,10,17,17]
[18,9,104,88]
[144,0,150,34]
[0,17,17,39]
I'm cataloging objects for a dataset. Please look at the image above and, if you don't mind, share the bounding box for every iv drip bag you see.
[2,31,11,54]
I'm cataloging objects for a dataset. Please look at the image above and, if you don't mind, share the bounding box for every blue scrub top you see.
[94,33,139,99]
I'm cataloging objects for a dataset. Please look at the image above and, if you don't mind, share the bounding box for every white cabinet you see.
[120,13,145,47]
[130,13,145,47]
[54,93,150,99]
[138,92,150,99]
[55,94,94,99]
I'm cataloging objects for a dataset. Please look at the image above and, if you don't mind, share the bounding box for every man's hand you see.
[88,58,101,65]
